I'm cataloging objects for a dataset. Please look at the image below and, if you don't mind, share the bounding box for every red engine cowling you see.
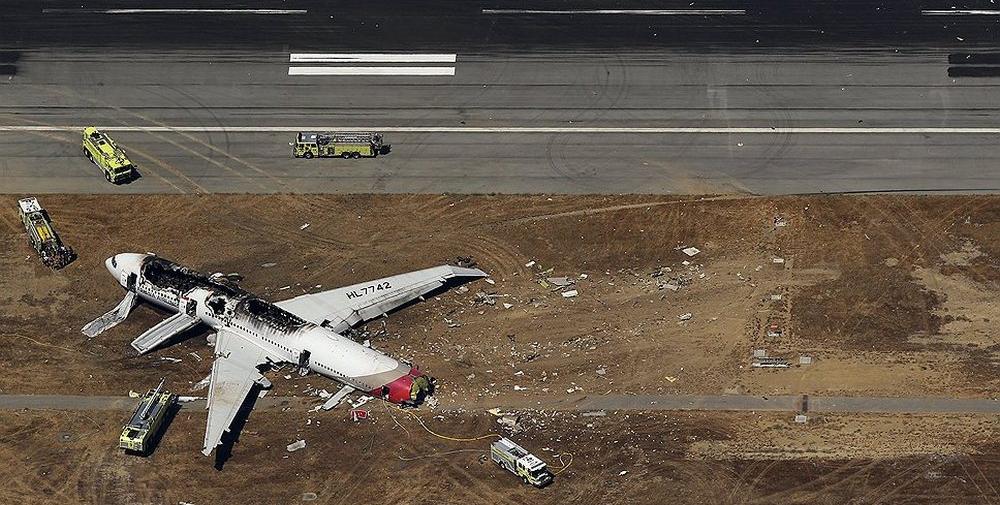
[372,367,433,405]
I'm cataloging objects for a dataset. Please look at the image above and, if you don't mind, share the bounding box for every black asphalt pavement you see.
[1,1,998,194]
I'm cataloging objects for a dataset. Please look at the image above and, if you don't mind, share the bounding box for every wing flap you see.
[276,265,486,333]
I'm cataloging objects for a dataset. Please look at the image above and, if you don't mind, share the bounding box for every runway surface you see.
[3,393,998,415]
[1,1,999,194]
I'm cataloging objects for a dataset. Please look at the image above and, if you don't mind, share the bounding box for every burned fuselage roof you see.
[142,256,307,332]
[236,297,306,331]
[142,256,243,298]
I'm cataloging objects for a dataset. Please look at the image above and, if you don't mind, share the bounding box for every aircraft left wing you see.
[202,329,275,456]
[275,264,486,333]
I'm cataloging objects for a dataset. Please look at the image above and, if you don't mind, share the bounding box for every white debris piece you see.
[349,396,373,409]
[286,440,306,452]
[547,277,574,287]
[772,257,785,264]
[619,470,629,476]
[561,290,578,298]
[795,414,808,424]
[524,260,536,268]
[582,410,607,417]
[513,385,527,391]
[299,223,310,230]
[485,278,496,285]
[261,262,277,268]
[128,390,139,398]
[502,303,514,309]
[753,349,768,358]
[177,396,201,403]
[682,247,701,257]
[188,352,202,362]
[799,355,813,365]
[678,313,692,321]
[160,357,182,363]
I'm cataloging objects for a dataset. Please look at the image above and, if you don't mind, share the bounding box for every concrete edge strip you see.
[2,394,997,414]
[2,126,1000,134]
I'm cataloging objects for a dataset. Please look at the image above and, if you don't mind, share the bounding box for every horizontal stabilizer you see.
[131,312,200,355]
[81,291,138,338]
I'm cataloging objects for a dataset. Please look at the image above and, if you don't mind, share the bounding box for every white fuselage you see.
[108,254,410,393]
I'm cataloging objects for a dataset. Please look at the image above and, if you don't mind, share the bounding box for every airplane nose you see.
[105,255,118,277]
[105,253,148,285]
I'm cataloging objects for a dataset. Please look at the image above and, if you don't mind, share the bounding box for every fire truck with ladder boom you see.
[291,131,389,159]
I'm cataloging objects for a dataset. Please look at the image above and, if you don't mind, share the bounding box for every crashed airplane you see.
[83,253,486,456]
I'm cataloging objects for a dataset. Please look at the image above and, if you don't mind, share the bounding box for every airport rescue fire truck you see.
[290,131,388,159]
[17,197,76,269]
[120,378,176,455]
[82,126,136,183]
[491,437,554,487]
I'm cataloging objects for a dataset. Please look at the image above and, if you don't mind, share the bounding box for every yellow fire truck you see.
[17,197,76,269]
[290,131,388,159]
[120,378,176,455]
[82,127,136,183]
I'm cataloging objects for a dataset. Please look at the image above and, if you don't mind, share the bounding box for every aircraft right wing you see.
[202,329,275,456]
[275,264,486,333]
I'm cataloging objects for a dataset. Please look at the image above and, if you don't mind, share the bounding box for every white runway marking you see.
[482,8,746,15]
[290,53,457,63]
[288,67,456,76]
[42,8,308,14]
[3,126,999,134]
[922,9,1000,15]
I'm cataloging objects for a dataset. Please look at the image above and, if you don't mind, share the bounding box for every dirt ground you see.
[0,194,998,503]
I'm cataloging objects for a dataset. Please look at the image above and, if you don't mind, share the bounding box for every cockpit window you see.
[111,257,117,268]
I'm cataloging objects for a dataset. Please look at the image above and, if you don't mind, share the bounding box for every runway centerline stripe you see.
[288,67,456,76]
[42,8,308,14]
[482,8,746,15]
[922,9,1000,15]
[2,126,1000,134]
[290,53,457,63]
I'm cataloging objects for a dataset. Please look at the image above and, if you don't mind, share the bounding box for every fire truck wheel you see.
[351,152,361,159]
[341,152,351,159]
[304,151,313,159]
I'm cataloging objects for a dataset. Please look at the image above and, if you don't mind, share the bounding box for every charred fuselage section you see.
[142,257,242,299]
[140,256,306,336]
